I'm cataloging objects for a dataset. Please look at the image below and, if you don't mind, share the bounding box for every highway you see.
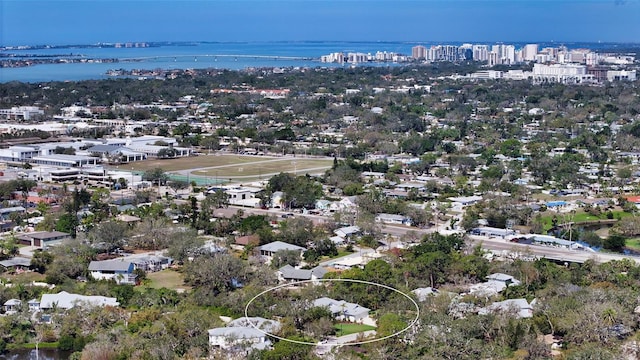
[229,205,640,265]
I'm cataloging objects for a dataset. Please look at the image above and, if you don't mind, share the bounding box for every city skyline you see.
[1,0,640,46]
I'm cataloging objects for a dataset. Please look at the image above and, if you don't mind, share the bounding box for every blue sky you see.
[1,0,639,45]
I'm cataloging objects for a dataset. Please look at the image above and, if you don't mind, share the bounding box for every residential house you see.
[208,327,272,352]
[478,298,535,319]
[334,225,361,240]
[448,195,483,206]
[313,297,371,323]
[329,235,346,246]
[337,196,358,212]
[88,259,137,285]
[330,251,384,270]
[208,317,280,353]
[227,317,281,333]
[17,231,70,249]
[257,241,306,264]
[361,171,386,182]
[116,214,141,223]
[277,265,327,283]
[469,273,521,297]
[39,291,119,310]
[232,234,260,251]
[486,273,522,286]
[0,206,26,221]
[412,287,439,301]
[375,213,412,226]
[129,255,172,272]
[224,186,263,208]
[27,299,40,312]
[3,299,21,314]
[0,257,32,272]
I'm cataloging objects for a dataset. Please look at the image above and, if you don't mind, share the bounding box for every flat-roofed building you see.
[31,154,99,168]
[0,106,44,120]
[17,231,71,249]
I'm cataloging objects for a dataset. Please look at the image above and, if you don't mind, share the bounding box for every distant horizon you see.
[2,1,639,46]
[4,39,640,48]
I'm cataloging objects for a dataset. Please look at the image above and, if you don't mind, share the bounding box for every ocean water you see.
[0,41,415,83]
[0,41,631,83]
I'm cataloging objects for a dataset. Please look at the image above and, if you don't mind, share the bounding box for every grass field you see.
[124,154,332,183]
[192,158,333,177]
[144,269,190,291]
[540,210,631,231]
[333,323,376,337]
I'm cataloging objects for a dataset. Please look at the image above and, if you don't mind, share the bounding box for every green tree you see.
[271,249,302,268]
[87,221,129,253]
[30,250,53,273]
[377,313,407,337]
[603,234,626,252]
[183,254,248,295]
[262,336,318,360]
[142,167,169,186]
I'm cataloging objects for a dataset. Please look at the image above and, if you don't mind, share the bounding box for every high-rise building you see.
[503,45,516,64]
[412,45,427,60]
[522,44,539,62]
[488,52,499,66]
[473,45,489,62]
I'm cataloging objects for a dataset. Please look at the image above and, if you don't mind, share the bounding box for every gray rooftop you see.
[278,265,327,280]
[18,231,70,240]
[0,257,32,268]
[227,317,281,333]
[208,326,265,339]
[88,260,133,272]
[313,297,370,317]
[259,241,306,253]
[0,206,26,214]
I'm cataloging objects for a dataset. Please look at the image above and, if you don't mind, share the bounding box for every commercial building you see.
[607,70,637,82]
[0,106,44,120]
[412,45,427,60]
[531,63,595,84]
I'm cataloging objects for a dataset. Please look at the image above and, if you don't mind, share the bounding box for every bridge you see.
[118,54,317,62]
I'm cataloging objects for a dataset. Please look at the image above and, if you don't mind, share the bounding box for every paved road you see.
[230,205,640,265]
[467,234,640,264]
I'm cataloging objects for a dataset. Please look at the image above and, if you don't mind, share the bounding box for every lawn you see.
[626,238,640,251]
[143,269,190,291]
[321,249,355,262]
[540,210,631,231]
[333,323,376,337]
[0,271,46,284]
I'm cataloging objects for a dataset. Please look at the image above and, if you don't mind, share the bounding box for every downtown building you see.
[412,45,427,60]
[531,63,595,84]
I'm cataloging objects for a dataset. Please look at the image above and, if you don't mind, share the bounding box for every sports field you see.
[192,158,332,177]
[126,154,333,184]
